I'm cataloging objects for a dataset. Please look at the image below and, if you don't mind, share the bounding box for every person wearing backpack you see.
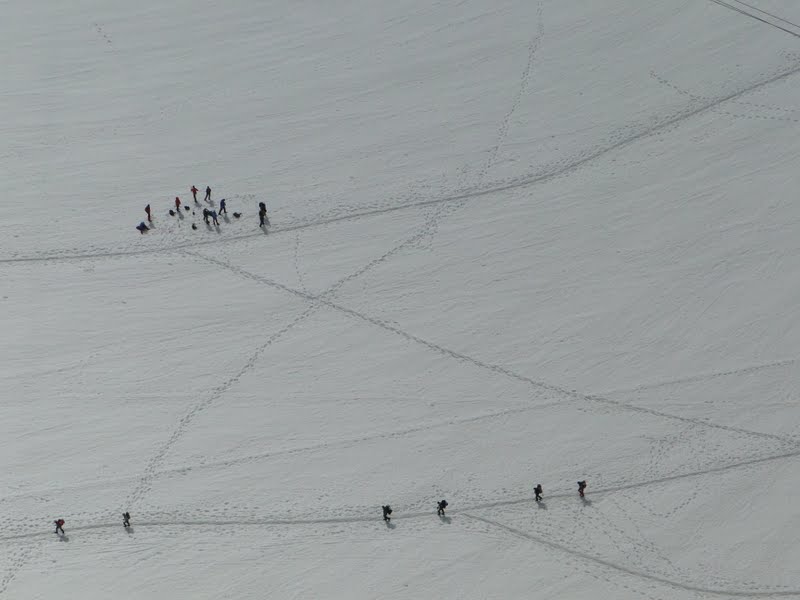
[578,480,587,498]
[437,500,448,516]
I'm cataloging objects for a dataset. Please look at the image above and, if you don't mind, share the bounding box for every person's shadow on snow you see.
[125,526,135,535]
[580,497,592,507]
[222,214,231,224]
[536,501,548,510]
[384,520,395,530]
[205,221,213,231]
[58,534,70,542]
[438,515,452,524]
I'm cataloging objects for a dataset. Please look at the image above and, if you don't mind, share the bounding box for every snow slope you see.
[3,0,800,598]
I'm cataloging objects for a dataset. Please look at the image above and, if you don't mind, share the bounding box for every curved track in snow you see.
[2,58,800,266]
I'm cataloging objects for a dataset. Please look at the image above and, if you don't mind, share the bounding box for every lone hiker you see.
[578,480,587,498]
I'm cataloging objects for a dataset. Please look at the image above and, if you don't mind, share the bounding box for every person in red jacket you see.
[191,185,198,203]
[175,196,181,211]
[54,519,65,535]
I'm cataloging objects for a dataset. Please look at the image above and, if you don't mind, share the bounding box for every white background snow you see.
[3,0,800,597]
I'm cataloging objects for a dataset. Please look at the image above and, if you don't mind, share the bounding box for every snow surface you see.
[3,0,800,597]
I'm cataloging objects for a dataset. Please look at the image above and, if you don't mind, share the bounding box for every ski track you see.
[4,446,800,544]
[601,356,800,396]
[651,70,800,123]
[126,180,506,509]
[463,513,800,597]
[3,56,800,266]
[707,0,800,40]
[30,12,554,549]
[190,252,800,450]
[0,401,563,506]
[2,418,798,517]
[125,301,320,507]
[5,460,800,598]
[6,15,800,600]
[475,1,543,185]
[120,21,554,550]
[384,2,545,251]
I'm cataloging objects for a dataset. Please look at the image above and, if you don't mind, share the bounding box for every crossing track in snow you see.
[707,0,800,39]
[190,251,800,450]
[2,56,800,266]
[601,356,800,396]
[462,513,800,598]
[5,466,800,598]
[4,444,800,542]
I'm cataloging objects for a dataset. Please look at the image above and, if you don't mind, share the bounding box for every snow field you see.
[4,0,800,598]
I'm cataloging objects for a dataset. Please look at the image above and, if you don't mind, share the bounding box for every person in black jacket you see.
[382,505,392,521]
[534,484,543,502]
[437,500,448,516]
